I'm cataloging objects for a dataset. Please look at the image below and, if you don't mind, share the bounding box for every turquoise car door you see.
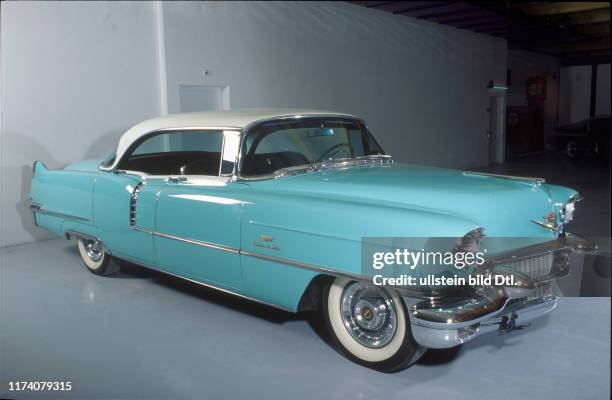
[154,177,244,290]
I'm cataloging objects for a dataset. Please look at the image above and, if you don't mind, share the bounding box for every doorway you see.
[179,85,230,112]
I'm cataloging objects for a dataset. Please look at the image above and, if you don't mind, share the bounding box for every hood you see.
[272,163,573,237]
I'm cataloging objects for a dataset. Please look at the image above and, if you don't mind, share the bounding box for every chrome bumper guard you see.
[406,234,596,349]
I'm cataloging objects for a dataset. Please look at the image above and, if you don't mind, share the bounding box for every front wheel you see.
[321,277,426,372]
[76,238,118,276]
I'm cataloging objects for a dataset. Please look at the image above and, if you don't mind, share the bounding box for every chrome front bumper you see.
[405,234,595,349]
[409,283,559,348]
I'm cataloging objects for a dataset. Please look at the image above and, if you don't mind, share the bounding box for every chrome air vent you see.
[129,182,143,227]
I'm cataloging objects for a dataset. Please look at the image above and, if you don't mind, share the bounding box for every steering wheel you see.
[317,143,352,162]
[179,159,205,175]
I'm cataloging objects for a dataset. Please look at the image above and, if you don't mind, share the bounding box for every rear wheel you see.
[76,238,118,276]
[321,277,426,372]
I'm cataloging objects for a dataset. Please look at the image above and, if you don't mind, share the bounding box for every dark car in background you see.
[554,116,610,159]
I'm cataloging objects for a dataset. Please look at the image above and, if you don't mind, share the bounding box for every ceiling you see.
[350,2,610,65]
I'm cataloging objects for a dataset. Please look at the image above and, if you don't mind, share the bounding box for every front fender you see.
[237,190,479,311]
[241,192,480,277]
[544,184,580,210]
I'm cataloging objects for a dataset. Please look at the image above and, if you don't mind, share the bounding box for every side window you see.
[120,131,223,176]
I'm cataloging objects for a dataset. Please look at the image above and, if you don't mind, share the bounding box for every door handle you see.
[168,176,187,183]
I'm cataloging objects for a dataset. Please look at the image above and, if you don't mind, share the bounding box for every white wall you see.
[596,63,610,116]
[162,1,507,168]
[559,65,592,125]
[0,1,162,247]
[0,1,507,247]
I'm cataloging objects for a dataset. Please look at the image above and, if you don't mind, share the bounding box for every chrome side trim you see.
[145,228,455,298]
[239,249,365,281]
[129,229,593,296]
[463,171,545,184]
[132,226,152,234]
[29,199,90,222]
[116,256,293,312]
[238,155,394,182]
[149,229,240,254]
[131,226,364,280]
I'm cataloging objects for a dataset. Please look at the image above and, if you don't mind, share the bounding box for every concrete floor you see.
[0,239,610,400]
[1,153,610,399]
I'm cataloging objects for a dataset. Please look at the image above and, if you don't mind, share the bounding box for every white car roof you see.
[109,108,358,170]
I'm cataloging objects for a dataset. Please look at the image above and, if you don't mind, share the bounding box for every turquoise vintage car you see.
[30,109,591,372]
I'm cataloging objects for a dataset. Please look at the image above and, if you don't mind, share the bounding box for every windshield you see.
[240,117,385,177]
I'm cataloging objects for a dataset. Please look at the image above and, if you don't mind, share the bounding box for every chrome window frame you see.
[232,114,385,182]
[100,127,241,183]
[99,114,386,183]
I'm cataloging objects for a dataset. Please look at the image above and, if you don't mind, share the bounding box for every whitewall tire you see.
[76,238,118,276]
[322,277,426,372]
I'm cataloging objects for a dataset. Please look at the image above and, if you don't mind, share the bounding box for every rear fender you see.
[30,160,95,235]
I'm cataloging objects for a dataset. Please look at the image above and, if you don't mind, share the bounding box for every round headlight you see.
[560,195,581,223]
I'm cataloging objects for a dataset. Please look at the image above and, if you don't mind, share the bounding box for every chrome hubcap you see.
[84,239,103,262]
[340,282,397,348]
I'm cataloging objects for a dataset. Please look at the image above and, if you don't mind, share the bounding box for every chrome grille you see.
[508,252,553,279]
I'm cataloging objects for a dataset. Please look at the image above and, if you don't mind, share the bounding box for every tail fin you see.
[32,160,49,176]
[31,160,49,207]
